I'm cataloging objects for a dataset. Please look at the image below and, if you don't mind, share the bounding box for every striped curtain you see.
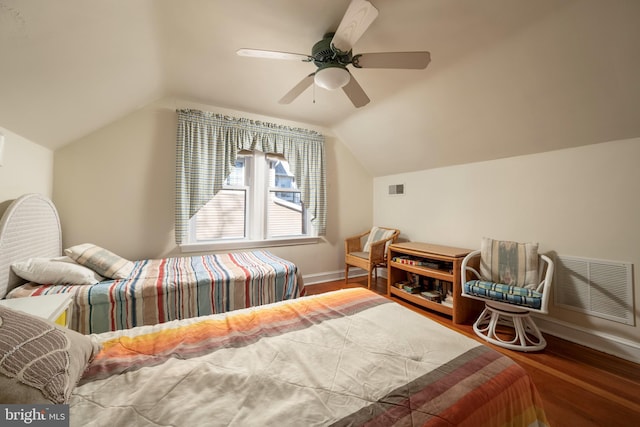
[175,109,326,244]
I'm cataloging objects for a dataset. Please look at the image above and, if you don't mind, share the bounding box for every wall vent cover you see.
[554,255,634,325]
[388,184,404,196]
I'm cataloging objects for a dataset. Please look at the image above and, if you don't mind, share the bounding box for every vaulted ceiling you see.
[1,0,639,176]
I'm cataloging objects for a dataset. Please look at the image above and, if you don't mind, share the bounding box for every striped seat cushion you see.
[464,280,543,309]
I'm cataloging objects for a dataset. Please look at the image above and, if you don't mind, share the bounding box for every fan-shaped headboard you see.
[0,193,62,298]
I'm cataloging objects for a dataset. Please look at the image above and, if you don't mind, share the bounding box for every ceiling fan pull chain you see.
[313,82,316,104]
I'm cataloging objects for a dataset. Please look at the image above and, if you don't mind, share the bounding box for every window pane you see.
[269,159,297,189]
[267,158,304,237]
[225,158,245,186]
[267,190,304,237]
[195,189,246,240]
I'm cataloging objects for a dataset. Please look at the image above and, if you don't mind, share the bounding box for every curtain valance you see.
[175,109,326,244]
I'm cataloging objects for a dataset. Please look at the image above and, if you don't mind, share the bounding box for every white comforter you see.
[70,288,547,427]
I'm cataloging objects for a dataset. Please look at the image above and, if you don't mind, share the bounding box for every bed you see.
[0,194,303,334]
[0,287,548,426]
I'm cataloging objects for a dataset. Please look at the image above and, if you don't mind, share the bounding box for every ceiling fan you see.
[237,0,431,108]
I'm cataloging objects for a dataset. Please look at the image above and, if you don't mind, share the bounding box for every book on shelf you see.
[420,290,442,302]
[393,280,422,293]
[392,256,440,269]
[393,280,409,289]
[406,272,421,286]
[402,283,422,294]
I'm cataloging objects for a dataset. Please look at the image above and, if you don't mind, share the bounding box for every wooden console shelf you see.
[387,242,482,324]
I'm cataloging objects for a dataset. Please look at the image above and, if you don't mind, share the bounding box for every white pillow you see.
[64,243,134,279]
[480,237,539,289]
[11,256,104,286]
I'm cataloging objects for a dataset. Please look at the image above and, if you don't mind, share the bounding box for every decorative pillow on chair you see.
[480,237,539,289]
[362,226,397,253]
[11,256,104,285]
[65,243,134,279]
[0,305,100,403]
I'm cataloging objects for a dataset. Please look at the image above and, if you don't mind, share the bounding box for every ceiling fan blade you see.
[279,74,315,104]
[342,73,370,108]
[237,48,313,62]
[331,0,379,54]
[352,52,431,69]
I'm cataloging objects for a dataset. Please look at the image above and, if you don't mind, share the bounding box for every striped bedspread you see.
[7,250,301,334]
[71,288,548,427]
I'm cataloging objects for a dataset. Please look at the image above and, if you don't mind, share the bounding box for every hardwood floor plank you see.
[305,277,640,426]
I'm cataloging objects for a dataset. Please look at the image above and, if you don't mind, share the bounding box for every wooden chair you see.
[345,227,399,289]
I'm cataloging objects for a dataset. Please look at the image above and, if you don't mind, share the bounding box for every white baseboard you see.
[533,315,640,364]
[302,268,368,286]
[302,271,347,285]
[303,268,389,286]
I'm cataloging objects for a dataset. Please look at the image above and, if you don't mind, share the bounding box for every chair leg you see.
[367,268,373,289]
[345,264,349,284]
[472,304,547,352]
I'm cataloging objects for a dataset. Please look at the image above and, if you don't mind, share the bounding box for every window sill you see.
[180,236,320,253]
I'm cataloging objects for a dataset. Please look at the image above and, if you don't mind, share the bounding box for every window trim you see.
[180,235,320,253]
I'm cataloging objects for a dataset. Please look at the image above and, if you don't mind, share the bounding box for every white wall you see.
[373,138,640,360]
[53,98,373,279]
[0,127,53,215]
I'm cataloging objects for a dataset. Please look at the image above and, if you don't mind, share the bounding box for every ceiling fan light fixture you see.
[314,66,350,90]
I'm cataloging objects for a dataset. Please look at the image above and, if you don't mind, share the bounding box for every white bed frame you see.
[0,193,62,298]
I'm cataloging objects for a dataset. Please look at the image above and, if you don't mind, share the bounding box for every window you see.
[175,110,326,247]
[187,151,313,248]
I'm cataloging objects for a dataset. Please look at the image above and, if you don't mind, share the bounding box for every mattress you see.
[70,288,548,427]
[7,250,301,334]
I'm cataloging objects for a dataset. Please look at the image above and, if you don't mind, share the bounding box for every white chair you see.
[461,238,554,352]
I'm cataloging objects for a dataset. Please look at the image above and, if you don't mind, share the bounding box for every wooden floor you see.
[307,277,640,427]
